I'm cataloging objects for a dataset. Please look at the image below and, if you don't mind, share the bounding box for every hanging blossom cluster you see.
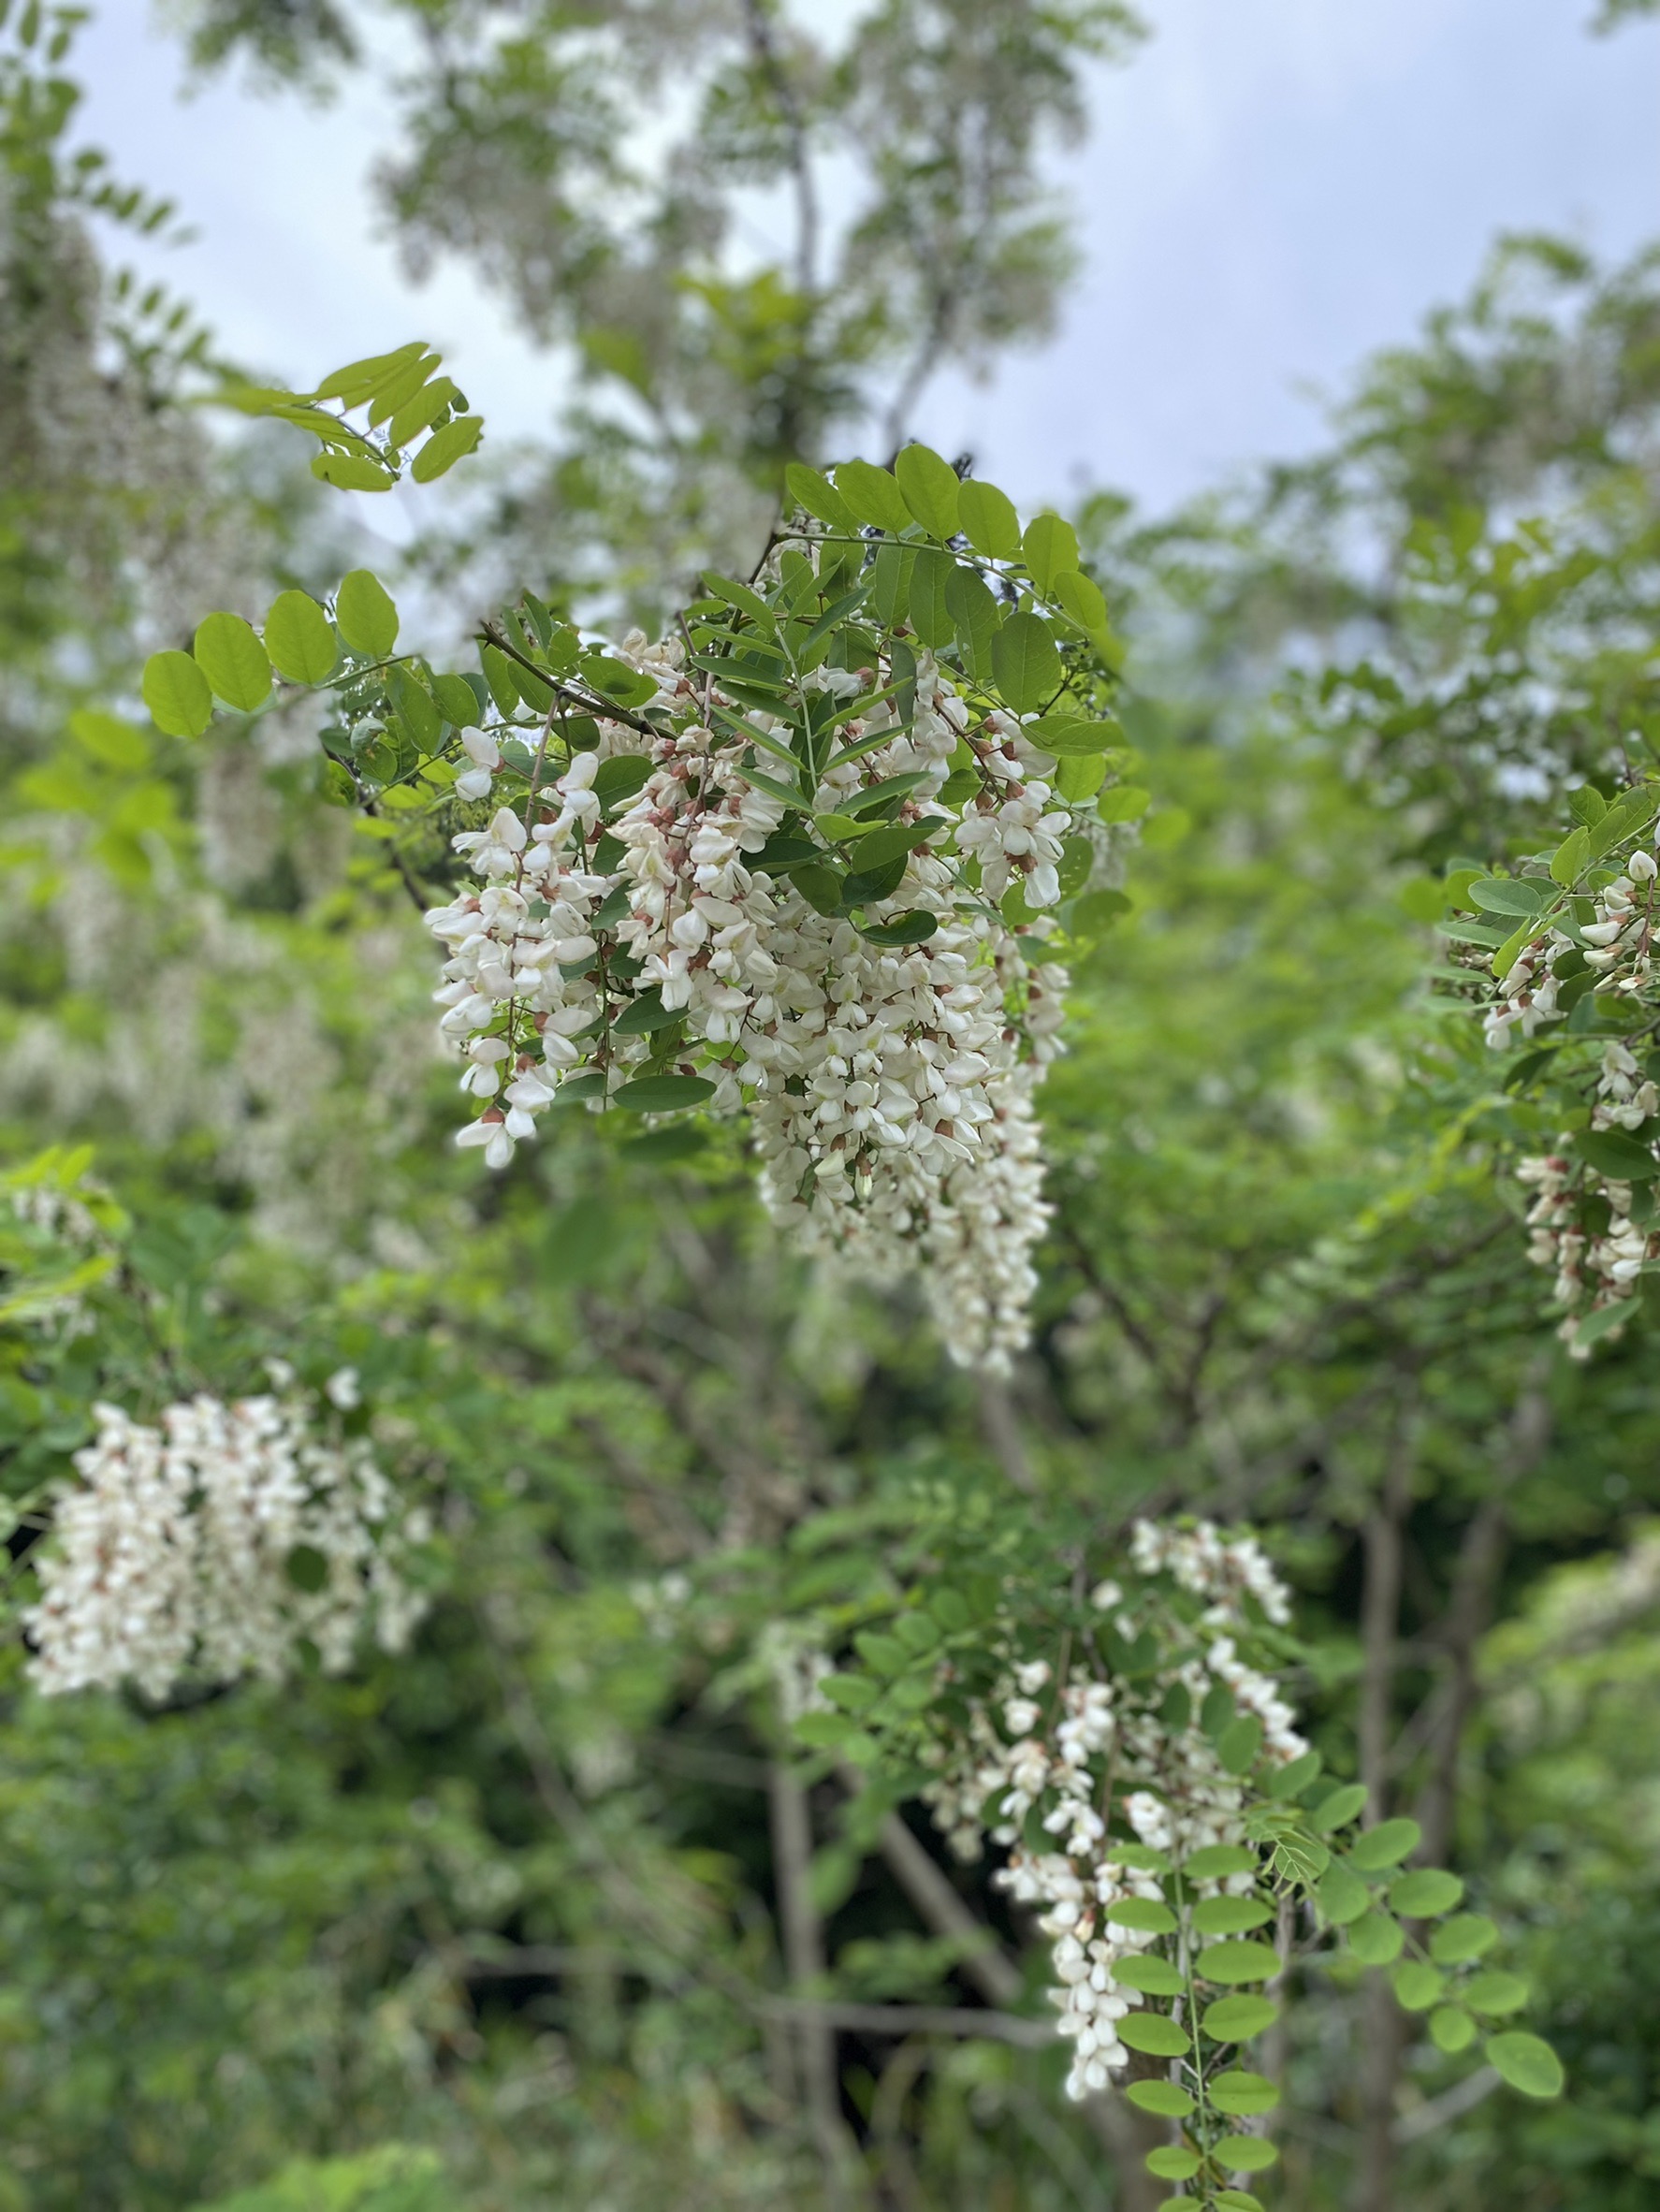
[1482,842,1660,1351]
[24,1380,428,1698]
[918,1521,1303,2102]
[1483,844,1658,1051]
[424,627,1090,1366]
[1517,1037,1660,1351]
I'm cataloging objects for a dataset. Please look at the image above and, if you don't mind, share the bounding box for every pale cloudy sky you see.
[75,0,1660,516]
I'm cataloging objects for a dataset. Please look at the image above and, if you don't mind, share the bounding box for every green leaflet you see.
[612,1075,716,1113]
[335,571,400,658]
[1115,2011,1190,2058]
[141,650,213,738]
[956,479,1022,560]
[262,592,338,686]
[1191,1896,1272,1936]
[1201,1995,1278,2042]
[411,415,484,481]
[894,444,960,540]
[832,458,912,535]
[1388,1868,1464,1918]
[1021,512,1080,591]
[907,546,956,649]
[1195,1940,1281,1985]
[991,612,1062,715]
[193,613,271,712]
[1486,2031,1564,2100]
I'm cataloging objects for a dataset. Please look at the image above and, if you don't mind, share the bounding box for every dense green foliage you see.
[1,2,1658,2208]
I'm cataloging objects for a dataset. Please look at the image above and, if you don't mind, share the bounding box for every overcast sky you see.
[74,0,1660,517]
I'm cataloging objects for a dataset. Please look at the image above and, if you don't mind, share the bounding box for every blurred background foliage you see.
[1,1,1658,2207]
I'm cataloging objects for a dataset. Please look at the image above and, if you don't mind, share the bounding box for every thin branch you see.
[872,1804,1025,2008]
[1361,1384,1419,1818]
[763,1998,1052,2048]
[1391,2064,1501,2144]
[477,621,666,745]
[741,0,819,298]
[976,1374,1036,1496]
[769,1760,860,2193]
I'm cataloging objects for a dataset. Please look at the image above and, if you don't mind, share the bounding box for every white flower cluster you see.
[918,1521,1305,2101]
[424,625,1085,1366]
[25,1389,427,1698]
[1481,843,1660,1352]
[1517,1037,1660,1353]
[1483,843,1658,1050]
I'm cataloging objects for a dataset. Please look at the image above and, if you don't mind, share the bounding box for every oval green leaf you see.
[141,649,213,737]
[612,1075,716,1113]
[956,478,1022,560]
[1267,1749,1323,1802]
[894,443,960,539]
[1209,2071,1279,2117]
[789,864,846,917]
[907,545,956,648]
[1346,1912,1404,1967]
[193,611,271,711]
[1486,2031,1564,2100]
[1114,1955,1185,1997]
[262,589,338,685]
[1315,1864,1371,1928]
[335,570,400,658]
[1052,567,1108,633]
[1216,2136,1278,2174]
[1348,1818,1421,1871]
[1191,1896,1273,1937]
[1116,2011,1191,2058]
[411,412,484,482]
[1308,1783,1369,1835]
[785,461,857,531]
[1182,1844,1259,1883]
[312,451,397,493]
[1429,1914,1499,1966]
[1391,1961,1445,2012]
[1021,512,1080,591]
[1104,1897,1177,1934]
[991,611,1062,715]
[1126,2080,1194,2118]
[1201,1994,1278,2042]
[1574,1128,1660,1182]
[1429,2004,1477,2054]
[856,911,939,948]
[1145,2147,1201,2181]
[1197,1940,1280,1985]
[833,458,912,535]
[1463,1970,1529,2017]
[1468,875,1551,916]
[1389,1869,1464,1919]
[433,671,481,728]
[1217,1713,1265,1775]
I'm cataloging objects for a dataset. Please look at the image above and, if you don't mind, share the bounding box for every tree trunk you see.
[770,1761,858,2202]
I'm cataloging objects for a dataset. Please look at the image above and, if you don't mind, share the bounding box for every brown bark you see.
[1350,1389,1417,2211]
[874,1809,1024,2007]
[769,1761,858,2200]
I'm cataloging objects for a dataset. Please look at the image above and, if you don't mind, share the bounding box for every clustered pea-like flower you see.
[1517,1036,1660,1351]
[917,1521,1304,2100]
[24,1385,427,1697]
[1483,840,1660,1352]
[1483,842,1659,1050]
[424,620,1090,1367]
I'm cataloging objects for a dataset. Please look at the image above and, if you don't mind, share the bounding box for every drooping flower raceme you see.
[424,630,1086,1368]
[25,1389,427,1697]
[140,456,1133,1369]
[917,1521,1305,2101]
[1480,837,1660,1351]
